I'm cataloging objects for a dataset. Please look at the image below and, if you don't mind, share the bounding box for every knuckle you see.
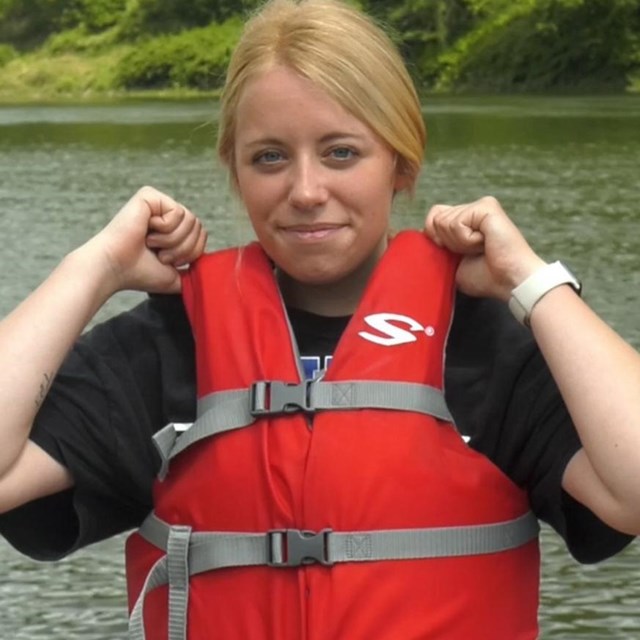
[480,195,499,208]
[137,185,157,198]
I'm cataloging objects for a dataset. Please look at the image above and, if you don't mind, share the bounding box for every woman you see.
[0,0,638,638]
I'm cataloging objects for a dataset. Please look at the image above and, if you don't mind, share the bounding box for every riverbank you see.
[0,49,224,104]
[1,49,638,105]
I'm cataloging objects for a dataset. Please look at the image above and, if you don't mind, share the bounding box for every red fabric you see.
[126,231,540,639]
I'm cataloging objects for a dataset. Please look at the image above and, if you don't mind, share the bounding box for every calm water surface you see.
[1,96,639,638]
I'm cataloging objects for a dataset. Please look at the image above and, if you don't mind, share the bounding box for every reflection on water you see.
[1,97,639,638]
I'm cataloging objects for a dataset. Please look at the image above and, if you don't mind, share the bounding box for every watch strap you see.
[509,261,581,326]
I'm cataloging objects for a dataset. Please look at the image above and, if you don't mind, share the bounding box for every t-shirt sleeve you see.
[0,294,196,560]
[445,293,634,564]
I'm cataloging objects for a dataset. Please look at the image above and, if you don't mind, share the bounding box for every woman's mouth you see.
[282,225,345,241]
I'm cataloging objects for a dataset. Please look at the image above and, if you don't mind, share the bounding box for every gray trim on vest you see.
[167,526,191,640]
[129,512,539,639]
[153,380,453,479]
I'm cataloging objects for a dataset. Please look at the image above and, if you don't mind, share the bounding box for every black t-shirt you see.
[0,292,633,563]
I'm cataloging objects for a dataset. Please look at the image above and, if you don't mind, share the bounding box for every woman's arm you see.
[425,196,640,535]
[0,187,206,514]
[531,286,640,535]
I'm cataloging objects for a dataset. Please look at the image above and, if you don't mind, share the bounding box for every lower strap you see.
[130,512,539,639]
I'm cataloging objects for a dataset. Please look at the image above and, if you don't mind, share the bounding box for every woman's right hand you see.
[0,187,206,511]
[86,186,207,295]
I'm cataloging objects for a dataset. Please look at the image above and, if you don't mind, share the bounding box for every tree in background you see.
[118,0,262,40]
[363,0,474,88]
[0,0,128,48]
[365,0,640,92]
[0,0,261,49]
[435,0,640,91]
[0,0,70,49]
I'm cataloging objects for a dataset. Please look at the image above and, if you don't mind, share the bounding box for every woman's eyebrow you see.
[318,132,366,143]
[242,137,284,149]
[242,132,367,148]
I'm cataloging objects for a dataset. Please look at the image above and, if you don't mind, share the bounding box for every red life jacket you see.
[126,230,540,640]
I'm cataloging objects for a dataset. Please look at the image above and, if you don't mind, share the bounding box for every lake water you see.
[1,96,639,638]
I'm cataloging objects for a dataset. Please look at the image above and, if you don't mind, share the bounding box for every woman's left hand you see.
[426,197,640,535]
[424,196,545,300]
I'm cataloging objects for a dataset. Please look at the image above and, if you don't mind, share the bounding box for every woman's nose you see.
[287,159,329,210]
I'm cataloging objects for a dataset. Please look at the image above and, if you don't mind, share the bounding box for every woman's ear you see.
[392,156,416,194]
[393,172,413,194]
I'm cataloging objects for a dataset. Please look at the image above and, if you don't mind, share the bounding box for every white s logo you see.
[358,313,435,347]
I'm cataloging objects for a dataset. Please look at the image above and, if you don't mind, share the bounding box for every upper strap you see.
[247,380,451,419]
[154,380,453,479]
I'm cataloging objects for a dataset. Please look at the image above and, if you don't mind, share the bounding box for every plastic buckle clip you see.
[251,381,313,416]
[267,529,333,567]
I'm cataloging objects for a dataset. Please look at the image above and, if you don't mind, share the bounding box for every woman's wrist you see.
[63,241,123,305]
[508,261,582,326]
[491,254,547,303]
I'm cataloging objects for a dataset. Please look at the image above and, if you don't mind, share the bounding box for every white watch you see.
[508,261,581,326]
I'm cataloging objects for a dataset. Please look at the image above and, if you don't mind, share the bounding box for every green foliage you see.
[0,0,69,49]
[115,19,242,90]
[0,48,128,97]
[363,0,640,92]
[435,0,640,91]
[118,0,261,40]
[0,0,126,49]
[61,0,128,33]
[1,0,640,95]
[364,0,475,86]
[44,26,121,54]
[0,41,16,66]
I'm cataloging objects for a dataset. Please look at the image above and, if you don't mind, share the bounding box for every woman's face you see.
[233,66,407,290]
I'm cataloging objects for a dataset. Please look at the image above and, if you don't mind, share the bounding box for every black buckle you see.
[267,529,333,567]
[251,381,313,416]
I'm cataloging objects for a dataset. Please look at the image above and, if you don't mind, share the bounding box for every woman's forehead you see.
[234,66,371,143]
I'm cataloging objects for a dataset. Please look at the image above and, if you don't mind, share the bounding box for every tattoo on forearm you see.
[35,372,52,409]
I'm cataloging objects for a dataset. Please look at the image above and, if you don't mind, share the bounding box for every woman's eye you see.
[329,147,356,161]
[254,150,284,165]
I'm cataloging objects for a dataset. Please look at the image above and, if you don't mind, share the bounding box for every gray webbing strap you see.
[310,381,451,419]
[137,511,538,579]
[167,526,192,640]
[129,525,193,640]
[153,389,254,480]
[153,425,180,480]
[154,381,453,479]
[131,512,538,637]
[129,555,167,640]
[207,380,452,422]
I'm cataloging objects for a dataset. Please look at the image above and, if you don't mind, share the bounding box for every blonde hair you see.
[217,0,425,190]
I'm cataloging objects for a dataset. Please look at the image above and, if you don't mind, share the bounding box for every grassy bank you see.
[0,17,240,103]
[1,0,638,103]
[3,53,639,105]
[0,48,125,101]
[0,56,227,104]
[0,52,223,102]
